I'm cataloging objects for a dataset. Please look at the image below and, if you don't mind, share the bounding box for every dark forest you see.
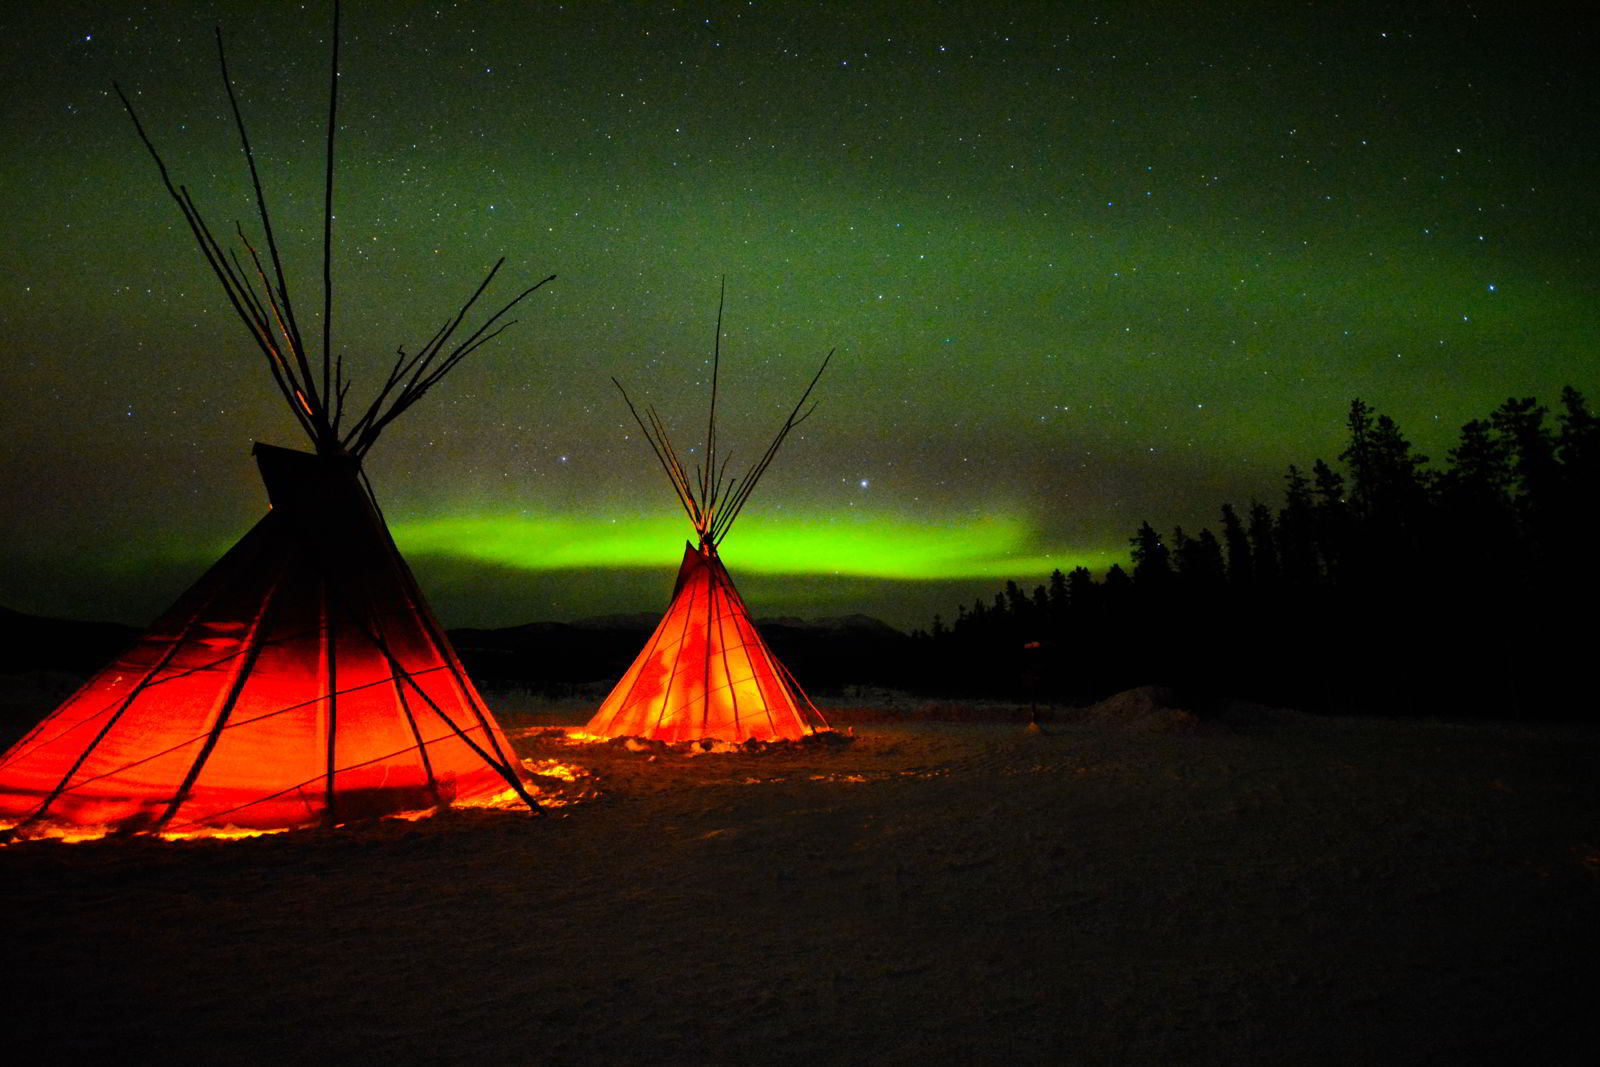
[908,388,1599,720]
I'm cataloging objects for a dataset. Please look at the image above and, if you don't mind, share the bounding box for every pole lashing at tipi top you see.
[112,0,553,460]
[614,281,834,550]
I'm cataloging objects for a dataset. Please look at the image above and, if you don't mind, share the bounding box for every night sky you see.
[1,2,1594,631]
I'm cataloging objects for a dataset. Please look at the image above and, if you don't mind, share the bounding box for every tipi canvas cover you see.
[585,541,829,743]
[583,293,832,743]
[0,446,531,835]
[0,5,545,837]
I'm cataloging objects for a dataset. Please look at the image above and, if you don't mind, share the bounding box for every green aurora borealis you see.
[394,511,1085,581]
[1,2,1594,630]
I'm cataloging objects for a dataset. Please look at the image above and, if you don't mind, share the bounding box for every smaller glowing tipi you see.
[584,296,833,744]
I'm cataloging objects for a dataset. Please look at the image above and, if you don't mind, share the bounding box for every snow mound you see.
[1085,685,1202,733]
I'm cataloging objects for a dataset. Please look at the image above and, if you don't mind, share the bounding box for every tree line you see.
[908,387,1598,719]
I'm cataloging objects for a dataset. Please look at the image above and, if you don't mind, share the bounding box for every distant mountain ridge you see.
[450,612,910,694]
[0,604,912,695]
[758,614,904,635]
[0,605,140,676]
[539,612,905,636]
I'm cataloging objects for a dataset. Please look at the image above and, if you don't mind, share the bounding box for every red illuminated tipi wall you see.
[580,286,834,745]
[0,445,534,837]
[2,5,554,839]
[585,542,829,743]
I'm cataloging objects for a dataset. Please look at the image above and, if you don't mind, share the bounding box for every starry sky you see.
[1,2,1594,632]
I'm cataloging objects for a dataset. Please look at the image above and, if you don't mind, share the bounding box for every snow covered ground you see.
[4,684,1596,1064]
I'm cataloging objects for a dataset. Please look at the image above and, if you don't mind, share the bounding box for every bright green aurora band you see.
[391,511,1106,583]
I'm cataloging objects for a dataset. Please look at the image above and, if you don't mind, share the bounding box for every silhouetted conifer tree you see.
[1492,396,1560,553]
[1439,417,1515,564]
[1556,386,1599,548]
[1170,524,1192,569]
[1340,398,1377,521]
[1067,566,1096,610]
[1220,502,1251,589]
[1173,525,1226,596]
[1311,459,1349,583]
[1048,568,1069,620]
[1247,501,1279,594]
[1557,386,1598,477]
[1277,464,1319,588]
[1369,413,1431,535]
[1103,563,1131,595]
[1130,521,1172,591]
[1444,419,1510,506]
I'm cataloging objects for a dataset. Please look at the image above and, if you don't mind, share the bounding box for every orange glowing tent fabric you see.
[0,6,548,838]
[582,290,833,743]
[0,445,534,836]
[585,541,829,743]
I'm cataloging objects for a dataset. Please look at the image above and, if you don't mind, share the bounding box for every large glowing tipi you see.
[0,6,548,839]
[583,294,833,744]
